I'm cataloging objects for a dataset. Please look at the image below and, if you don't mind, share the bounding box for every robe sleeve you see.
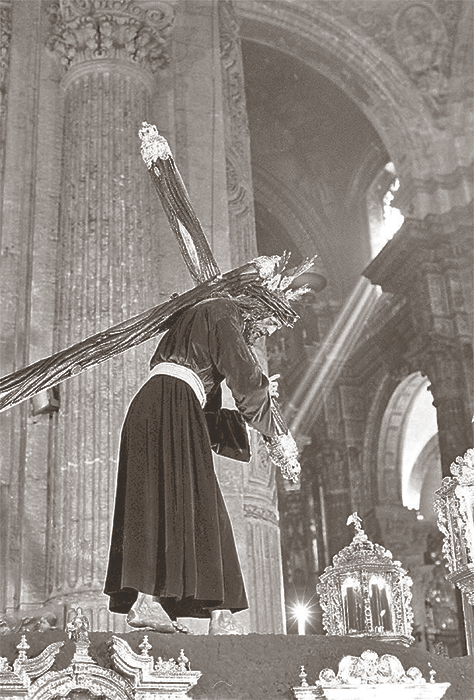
[203,385,251,462]
[207,301,276,438]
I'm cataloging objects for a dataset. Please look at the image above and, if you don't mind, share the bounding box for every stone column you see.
[47,0,174,630]
[167,0,285,633]
[0,1,10,176]
[408,337,472,477]
[405,220,472,476]
[219,0,285,633]
[0,0,19,616]
[364,205,473,478]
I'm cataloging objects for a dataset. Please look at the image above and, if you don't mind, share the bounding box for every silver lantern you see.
[317,513,414,646]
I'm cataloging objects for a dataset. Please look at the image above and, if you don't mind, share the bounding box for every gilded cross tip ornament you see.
[139,122,172,169]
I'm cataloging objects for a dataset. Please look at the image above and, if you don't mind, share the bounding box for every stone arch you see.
[241,28,398,297]
[252,164,336,285]
[362,371,398,509]
[237,1,451,214]
[375,372,439,508]
[411,433,442,524]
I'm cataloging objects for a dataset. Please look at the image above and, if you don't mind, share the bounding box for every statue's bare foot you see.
[172,621,192,634]
[208,610,249,635]
[126,594,176,633]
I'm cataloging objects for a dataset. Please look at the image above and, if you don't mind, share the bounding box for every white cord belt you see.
[149,362,207,408]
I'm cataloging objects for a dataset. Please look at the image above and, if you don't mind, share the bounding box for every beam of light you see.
[286,277,381,437]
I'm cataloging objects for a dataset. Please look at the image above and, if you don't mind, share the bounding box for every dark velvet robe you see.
[104,298,276,618]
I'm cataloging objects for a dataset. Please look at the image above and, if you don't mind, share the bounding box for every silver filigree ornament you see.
[0,622,202,699]
[253,255,284,282]
[316,649,450,698]
[292,650,450,699]
[450,448,474,485]
[139,121,172,169]
[434,449,474,605]
[110,635,201,694]
[317,514,414,645]
[264,432,301,482]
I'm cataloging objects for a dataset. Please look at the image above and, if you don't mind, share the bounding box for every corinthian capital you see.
[48,0,174,75]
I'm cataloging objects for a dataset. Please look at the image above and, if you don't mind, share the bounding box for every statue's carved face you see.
[255,317,281,336]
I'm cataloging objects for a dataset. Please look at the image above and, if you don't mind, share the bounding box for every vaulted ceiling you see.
[242,40,389,301]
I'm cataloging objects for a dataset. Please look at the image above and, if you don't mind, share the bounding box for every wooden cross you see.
[0,123,231,412]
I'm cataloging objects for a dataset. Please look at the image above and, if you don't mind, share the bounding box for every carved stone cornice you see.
[364,203,473,296]
[398,162,474,200]
[47,0,174,80]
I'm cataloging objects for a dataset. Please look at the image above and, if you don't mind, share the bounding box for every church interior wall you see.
[0,0,472,652]
[239,1,472,649]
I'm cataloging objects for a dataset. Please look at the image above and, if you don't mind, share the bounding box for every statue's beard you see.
[243,320,269,345]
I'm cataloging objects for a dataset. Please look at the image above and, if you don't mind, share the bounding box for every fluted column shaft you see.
[47,0,174,629]
[53,66,150,592]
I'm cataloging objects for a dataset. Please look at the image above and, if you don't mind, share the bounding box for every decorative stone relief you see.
[323,0,462,119]
[243,502,278,525]
[249,433,274,486]
[394,4,450,114]
[406,333,460,385]
[219,0,249,159]
[0,611,59,636]
[47,0,174,76]
[218,0,258,265]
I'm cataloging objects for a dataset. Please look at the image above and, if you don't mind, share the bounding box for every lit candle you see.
[294,603,308,635]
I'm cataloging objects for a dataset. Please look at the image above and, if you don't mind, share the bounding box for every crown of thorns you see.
[232,253,314,327]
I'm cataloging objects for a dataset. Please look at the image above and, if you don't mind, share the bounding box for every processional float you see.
[0,122,315,481]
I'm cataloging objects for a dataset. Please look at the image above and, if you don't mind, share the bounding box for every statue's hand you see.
[268,374,280,399]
